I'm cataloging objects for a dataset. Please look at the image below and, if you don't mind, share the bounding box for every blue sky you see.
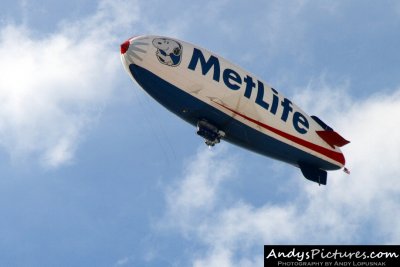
[1,0,400,266]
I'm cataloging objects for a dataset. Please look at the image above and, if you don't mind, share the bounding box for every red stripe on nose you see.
[120,40,130,54]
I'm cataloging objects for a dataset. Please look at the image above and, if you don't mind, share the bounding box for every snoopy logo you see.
[152,38,182,67]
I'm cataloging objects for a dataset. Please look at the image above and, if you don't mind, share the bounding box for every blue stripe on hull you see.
[129,64,340,171]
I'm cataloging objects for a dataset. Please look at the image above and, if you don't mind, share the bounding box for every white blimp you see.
[120,35,350,185]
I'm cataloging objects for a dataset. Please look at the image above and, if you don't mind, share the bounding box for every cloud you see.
[0,0,139,167]
[163,78,400,266]
[163,145,238,234]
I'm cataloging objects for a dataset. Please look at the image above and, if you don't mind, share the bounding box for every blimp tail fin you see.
[316,130,350,148]
[299,163,327,185]
[311,115,350,148]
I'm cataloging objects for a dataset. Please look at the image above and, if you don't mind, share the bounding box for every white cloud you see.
[0,0,139,167]
[163,145,237,234]
[163,79,400,266]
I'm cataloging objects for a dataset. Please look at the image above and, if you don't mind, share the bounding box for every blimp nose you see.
[120,36,149,66]
[120,40,130,54]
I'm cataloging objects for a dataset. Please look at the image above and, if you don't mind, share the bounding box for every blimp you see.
[120,35,349,185]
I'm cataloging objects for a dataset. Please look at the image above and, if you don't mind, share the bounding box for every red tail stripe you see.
[214,102,345,165]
